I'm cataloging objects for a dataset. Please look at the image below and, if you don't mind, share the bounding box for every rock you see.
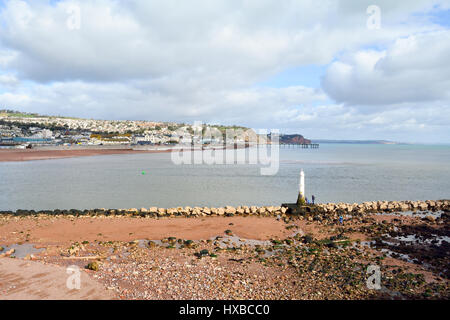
[148,207,158,214]
[167,208,177,215]
[183,206,191,214]
[378,202,388,211]
[418,202,428,211]
[167,237,177,244]
[399,203,410,211]
[128,208,138,214]
[387,202,396,210]
[86,261,99,271]
[196,249,210,258]
[68,246,79,256]
[225,206,236,215]
[184,240,195,248]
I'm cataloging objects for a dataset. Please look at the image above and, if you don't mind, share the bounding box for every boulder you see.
[418,202,428,211]
[399,203,410,211]
[167,208,178,215]
[225,206,236,215]
[128,208,139,215]
[149,207,158,214]
[378,202,388,211]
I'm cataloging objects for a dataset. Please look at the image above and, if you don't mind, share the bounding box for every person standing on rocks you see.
[312,195,315,204]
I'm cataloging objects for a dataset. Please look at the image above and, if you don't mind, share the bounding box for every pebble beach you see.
[0,202,448,300]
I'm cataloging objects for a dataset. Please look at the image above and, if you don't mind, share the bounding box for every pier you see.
[280,143,319,149]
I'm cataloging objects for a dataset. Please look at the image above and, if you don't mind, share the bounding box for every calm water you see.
[1,144,450,210]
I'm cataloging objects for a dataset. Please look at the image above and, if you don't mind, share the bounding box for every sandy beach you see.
[0,145,242,162]
[0,148,175,162]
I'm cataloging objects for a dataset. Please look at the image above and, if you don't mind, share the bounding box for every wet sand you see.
[0,258,114,299]
[0,148,173,162]
[0,216,289,245]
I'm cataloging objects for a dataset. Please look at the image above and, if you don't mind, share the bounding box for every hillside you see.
[279,134,311,145]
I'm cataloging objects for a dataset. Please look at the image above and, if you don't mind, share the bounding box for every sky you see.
[0,0,449,143]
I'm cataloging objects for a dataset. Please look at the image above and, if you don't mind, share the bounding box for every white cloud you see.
[0,80,326,125]
[0,0,442,83]
[0,74,19,87]
[322,30,450,106]
[0,0,449,142]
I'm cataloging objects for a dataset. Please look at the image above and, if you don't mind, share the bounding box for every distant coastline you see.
[311,139,400,144]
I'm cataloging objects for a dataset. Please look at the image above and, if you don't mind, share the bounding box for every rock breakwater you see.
[1,200,449,218]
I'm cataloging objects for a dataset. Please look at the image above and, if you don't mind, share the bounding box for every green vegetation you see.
[195,249,210,258]
[86,261,99,271]
[296,193,306,206]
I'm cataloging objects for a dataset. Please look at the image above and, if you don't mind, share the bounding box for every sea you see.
[1,144,449,211]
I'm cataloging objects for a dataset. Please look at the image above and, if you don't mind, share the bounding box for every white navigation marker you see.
[299,169,305,200]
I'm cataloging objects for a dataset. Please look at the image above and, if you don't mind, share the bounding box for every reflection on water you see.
[0,243,45,258]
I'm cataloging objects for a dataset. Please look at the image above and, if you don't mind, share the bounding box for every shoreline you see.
[0,147,175,162]
[0,145,247,162]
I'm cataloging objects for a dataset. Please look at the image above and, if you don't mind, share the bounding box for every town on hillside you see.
[2,110,308,148]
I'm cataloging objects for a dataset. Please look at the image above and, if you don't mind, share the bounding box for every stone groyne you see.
[1,200,449,218]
